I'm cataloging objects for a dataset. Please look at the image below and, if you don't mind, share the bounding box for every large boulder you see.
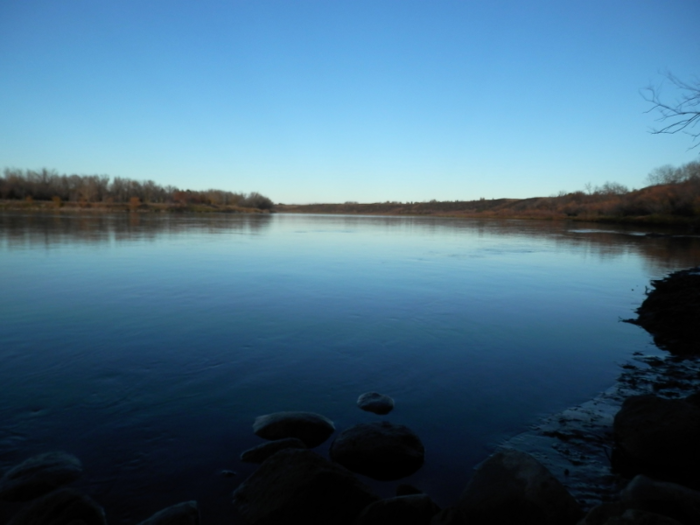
[136,501,199,525]
[232,448,379,525]
[356,494,440,525]
[457,448,582,525]
[357,392,395,415]
[329,421,425,480]
[252,411,335,447]
[7,488,106,525]
[613,394,700,481]
[240,437,307,463]
[0,452,83,501]
[620,475,700,525]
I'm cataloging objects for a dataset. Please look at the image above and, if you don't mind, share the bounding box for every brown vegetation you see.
[0,168,274,212]
[278,161,700,226]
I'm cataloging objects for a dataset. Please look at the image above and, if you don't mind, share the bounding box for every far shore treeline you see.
[0,168,274,212]
[3,161,700,224]
[278,160,700,226]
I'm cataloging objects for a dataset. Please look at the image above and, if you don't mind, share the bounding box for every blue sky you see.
[1,1,699,204]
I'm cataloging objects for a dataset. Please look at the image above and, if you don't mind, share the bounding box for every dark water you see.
[1,212,699,523]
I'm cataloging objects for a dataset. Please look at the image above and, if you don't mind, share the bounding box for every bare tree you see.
[643,72,700,150]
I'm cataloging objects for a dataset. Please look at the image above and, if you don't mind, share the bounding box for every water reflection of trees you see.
[0,212,273,249]
[307,215,700,273]
[1,213,698,273]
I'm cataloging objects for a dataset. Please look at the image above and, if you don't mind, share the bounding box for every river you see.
[1,212,698,524]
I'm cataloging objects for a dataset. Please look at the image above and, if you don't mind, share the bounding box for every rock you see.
[252,411,335,447]
[357,392,395,415]
[430,507,467,525]
[329,421,425,480]
[7,488,106,525]
[240,437,307,463]
[396,484,423,496]
[232,448,378,525]
[612,509,684,525]
[0,451,83,501]
[620,475,700,525]
[457,448,582,525]
[356,494,440,525]
[578,502,627,525]
[613,394,700,481]
[136,501,199,525]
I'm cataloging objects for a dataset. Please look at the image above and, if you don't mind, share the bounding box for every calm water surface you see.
[1,212,699,523]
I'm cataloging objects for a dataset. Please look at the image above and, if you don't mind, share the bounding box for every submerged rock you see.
[136,501,199,525]
[252,411,335,447]
[329,421,424,480]
[0,451,83,502]
[613,394,700,481]
[357,392,395,415]
[232,448,378,525]
[457,448,582,525]
[356,494,440,525]
[240,437,307,463]
[7,488,106,525]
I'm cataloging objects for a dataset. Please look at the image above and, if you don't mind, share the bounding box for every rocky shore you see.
[1,268,698,524]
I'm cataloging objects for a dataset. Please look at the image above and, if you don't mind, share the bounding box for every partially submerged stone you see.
[240,437,307,463]
[457,448,582,525]
[7,488,106,525]
[357,392,395,415]
[0,451,83,501]
[356,494,440,525]
[253,411,335,448]
[232,448,378,525]
[329,421,424,480]
[136,501,199,525]
[613,394,700,481]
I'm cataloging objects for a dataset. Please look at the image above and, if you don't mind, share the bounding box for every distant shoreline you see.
[3,199,700,229]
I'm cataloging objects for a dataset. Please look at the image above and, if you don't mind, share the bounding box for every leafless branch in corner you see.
[642,71,700,151]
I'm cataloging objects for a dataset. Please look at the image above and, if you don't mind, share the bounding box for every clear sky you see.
[1,1,699,204]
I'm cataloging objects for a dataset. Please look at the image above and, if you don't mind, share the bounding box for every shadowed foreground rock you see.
[457,448,582,525]
[232,449,378,525]
[136,501,199,525]
[357,392,395,415]
[330,421,424,480]
[240,437,307,463]
[620,475,700,525]
[0,452,83,502]
[613,394,700,482]
[7,488,105,525]
[252,411,335,447]
[356,494,440,525]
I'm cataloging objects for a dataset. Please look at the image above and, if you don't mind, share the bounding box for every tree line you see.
[0,168,274,210]
[278,160,700,222]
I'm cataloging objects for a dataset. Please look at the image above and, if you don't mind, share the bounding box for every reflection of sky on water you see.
[0,212,697,524]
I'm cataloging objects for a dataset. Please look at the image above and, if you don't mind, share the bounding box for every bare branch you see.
[642,71,700,150]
